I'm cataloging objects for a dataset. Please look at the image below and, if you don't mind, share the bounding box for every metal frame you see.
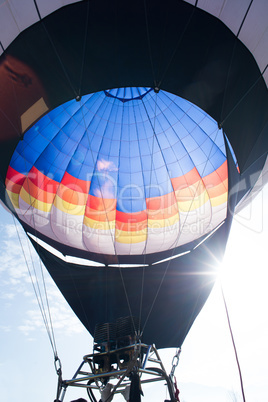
[55,343,176,402]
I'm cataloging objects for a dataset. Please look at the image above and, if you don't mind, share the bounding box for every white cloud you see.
[18,301,85,339]
[5,223,19,238]
[0,292,15,300]
[97,159,118,172]
[0,325,11,332]
[18,324,36,336]
[6,278,21,286]
[23,290,33,297]
[0,220,84,339]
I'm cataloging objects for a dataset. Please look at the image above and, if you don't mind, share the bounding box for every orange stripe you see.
[5,179,23,194]
[146,192,177,210]
[206,178,228,198]
[22,179,56,204]
[147,202,178,220]
[87,194,116,212]
[174,179,206,201]
[85,205,116,221]
[202,160,228,187]
[57,183,88,206]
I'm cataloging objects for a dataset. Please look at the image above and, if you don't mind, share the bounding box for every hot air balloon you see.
[0,1,267,401]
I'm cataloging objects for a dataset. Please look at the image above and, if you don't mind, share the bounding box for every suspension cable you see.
[157,4,197,89]
[33,0,79,98]
[220,282,247,402]
[12,214,59,358]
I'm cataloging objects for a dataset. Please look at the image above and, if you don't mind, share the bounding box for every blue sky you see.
[0,185,267,402]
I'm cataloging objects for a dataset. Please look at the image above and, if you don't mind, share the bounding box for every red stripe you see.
[61,171,90,194]
[87,194,116,212]
[116,209,147,223]
[5,166,26,186]
[171,167,200,191]
[27,166,59,193]
[202,160,228,187]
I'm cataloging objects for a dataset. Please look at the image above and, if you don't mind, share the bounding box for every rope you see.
[157,4,197,89]
[143,0,157,85]
[12,214,58,358]
[237,0,254,38]
[220,282,247,402]
[29,232,59,357]
[33,0,79,98]
[78,0,90,98]
[219,68,268,129]
[218,0,265,130]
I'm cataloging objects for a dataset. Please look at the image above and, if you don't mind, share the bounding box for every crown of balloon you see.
[104,87,153,102]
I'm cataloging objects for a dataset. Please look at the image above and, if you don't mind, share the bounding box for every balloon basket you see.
[56,343,177,402]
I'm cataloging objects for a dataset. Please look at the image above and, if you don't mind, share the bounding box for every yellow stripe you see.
[53,194,85,215]
[115,229,147,244]
[177,191,209,212]
[20,186,33,206]
[85,215,180,235]
[210,192,228,207]
[33,199,53,213]
[84,216,116,231]
[20,188,88,215]
[6,190,20,209]
[148,213,179,229]
[19,186,53,212]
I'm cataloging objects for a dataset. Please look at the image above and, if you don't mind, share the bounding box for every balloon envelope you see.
[6,88,228,255]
